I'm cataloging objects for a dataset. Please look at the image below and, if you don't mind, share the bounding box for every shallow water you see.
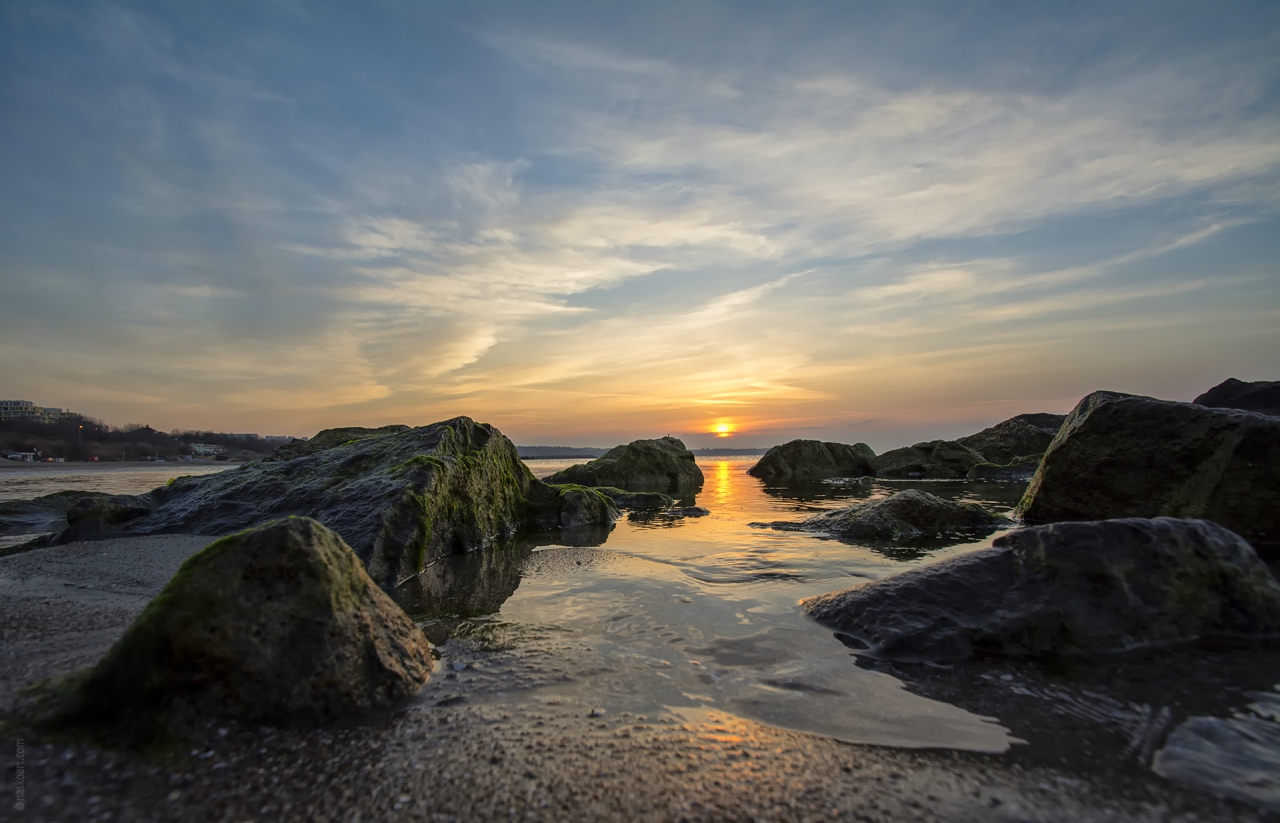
[0,463,230,502]
[5,454,1277,807]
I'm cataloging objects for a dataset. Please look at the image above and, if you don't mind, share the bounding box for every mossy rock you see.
[872,440,986,479]
[747,440,876,481]
[759,489,1007,542]
[272,425,412,461]
[803,517,1280,661]
[545,437,703,494]
[592,487,675,511]
[45,518,432,738]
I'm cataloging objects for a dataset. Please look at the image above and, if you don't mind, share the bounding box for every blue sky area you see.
[2,1,1278,449]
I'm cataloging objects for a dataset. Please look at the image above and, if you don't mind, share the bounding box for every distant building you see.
[0,400,71,424]
[232,433,260,440]
[190,443,227,456]
[4,451,37,462]
[261,435,295,443]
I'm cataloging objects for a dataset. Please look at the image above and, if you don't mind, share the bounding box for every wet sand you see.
[1,537,1265,822]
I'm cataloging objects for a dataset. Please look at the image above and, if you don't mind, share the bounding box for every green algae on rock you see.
[757,489,1007,542]
[48,417,609,589]
[747,439,876,482]
[270,425,412,461]
[1018,391,1280,550]
[872,439,987,479]
[545,436,703,494]
[803,517,1280,662]
[58,518,433,731]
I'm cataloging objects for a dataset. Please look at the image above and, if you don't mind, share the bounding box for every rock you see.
[1018,391,1280,550]
[760,489,1006,542]
[747,440,876,481]
[1194,378,1280,417]
[546,485,620,529]
[62,517,433,729]
[592,487,675,511]
[49,417,611,589]
[545,437,703,493]
[966,457,1041,482]
[803,517,1280,661]
[271,425,412,461]
[0,490,109,537]
[872,440,986,479]
[957,413,1065,465]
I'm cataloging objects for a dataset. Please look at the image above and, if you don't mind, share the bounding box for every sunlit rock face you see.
[804,518,1280,662]
[544,437,704,494]
[50,417,605,589]
[747,439,876,481]
[872,440,986,479]
[757,489,1007,543]
[957,413,1066,465]
[1018,392,1280,550]
[66,518,433,728]
[1194,377,1280,417]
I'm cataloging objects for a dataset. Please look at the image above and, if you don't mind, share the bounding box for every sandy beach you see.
[1,535,1262,822]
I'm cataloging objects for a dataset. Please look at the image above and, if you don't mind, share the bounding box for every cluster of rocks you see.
[802,378,1280,663]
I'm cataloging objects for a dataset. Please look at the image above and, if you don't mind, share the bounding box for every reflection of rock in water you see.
[395,537,533,620]
[845,638,1280,810]
[557,523,615,547]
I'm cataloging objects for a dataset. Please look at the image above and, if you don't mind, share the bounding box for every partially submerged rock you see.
[803,518,1280,661]
[0,490,109,540]
[1194,378,1280,417]
[526,484,620,529]
[758,489,1006,542]
[593,487,675,511]
[62,518,433,730]
[966,457,1041,482]
[48,417,610,589]
[747,440,876,482]
[957,413,1066,465]
[545,437,703,494]
[872,440,986,479]
[1018,391,1280,550]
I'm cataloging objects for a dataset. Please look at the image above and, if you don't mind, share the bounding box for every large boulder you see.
[803,518,1280,661]
[525,483,621,529]
[63,518,433,727]
[758,489,1007,542]
[957,413,1066,465]
[1018,391,1280,550]
[1194,378,1280,417]
[545,437,703,494]
[49,417,606,589]
[872,439,986,479]
[747,439,876,481]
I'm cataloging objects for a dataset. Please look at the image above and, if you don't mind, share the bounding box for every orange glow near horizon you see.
[713,421,736,438]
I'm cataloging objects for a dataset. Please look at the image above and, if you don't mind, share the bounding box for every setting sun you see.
[713,421,736,438]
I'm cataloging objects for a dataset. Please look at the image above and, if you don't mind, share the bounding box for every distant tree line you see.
[0,415,283,462]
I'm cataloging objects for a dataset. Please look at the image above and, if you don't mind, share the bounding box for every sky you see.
[1,1,1278,450]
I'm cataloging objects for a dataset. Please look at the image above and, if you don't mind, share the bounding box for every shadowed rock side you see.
[51,518,433,734]
[803,518,1280,662]
[1018,391,1280,550]
[755,489,1007,542]
[1194,378,1280,417]
[957,413,1067,465]
[545,436,704,494]
[44,417,611,589]
[872,439,987,479]
[747,439,876,481]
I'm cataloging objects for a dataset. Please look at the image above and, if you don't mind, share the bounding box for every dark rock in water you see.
[62,518,433,728]
[1194,378,1280,417]
[49,417,608,589]
[803,518,1280,661]
[527,484,619,529]
[545,437,703,493]
[1018,391,1280,550]
[747,440,876,481]
[760,489,1006,542]
[872,440,986,479]
[966,457,1041,482]
[592,487,675,511]
[0,490,110,537]
[957,413,1066,465]
[271,425,411,461]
